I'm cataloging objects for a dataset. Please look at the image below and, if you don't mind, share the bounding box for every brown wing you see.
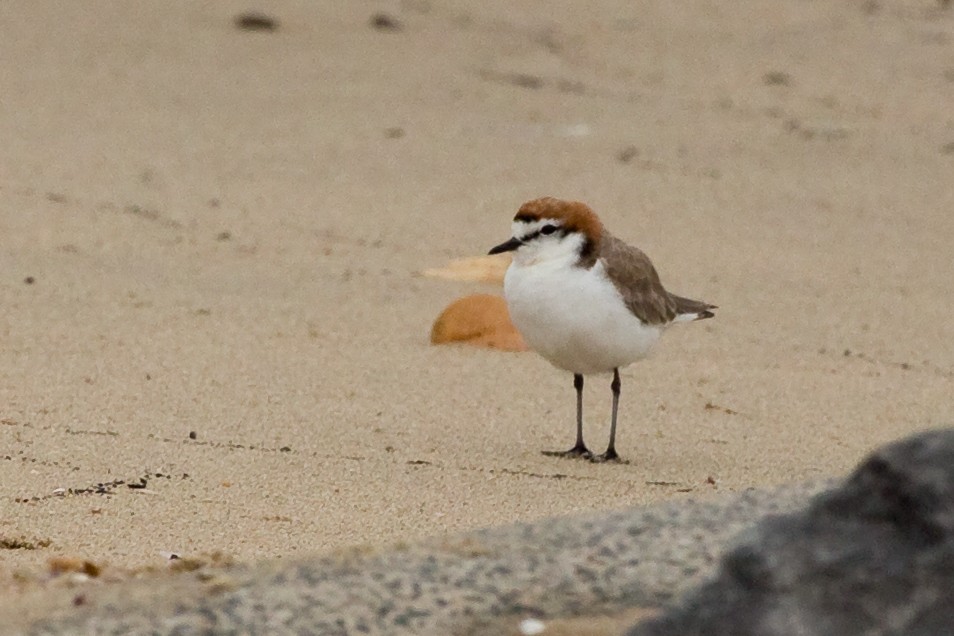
[598,234,678,325]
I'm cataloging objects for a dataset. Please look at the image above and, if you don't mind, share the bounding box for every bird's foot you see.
[541,444,592,460]
[589,448,627,464]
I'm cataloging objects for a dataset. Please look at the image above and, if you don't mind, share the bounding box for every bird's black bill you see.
[488,237,522,255]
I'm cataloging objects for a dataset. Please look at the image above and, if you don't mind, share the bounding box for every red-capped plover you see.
[489,197,716,462]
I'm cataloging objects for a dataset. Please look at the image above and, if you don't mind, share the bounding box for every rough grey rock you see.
[628,428,954,636]
[15,481,832,635]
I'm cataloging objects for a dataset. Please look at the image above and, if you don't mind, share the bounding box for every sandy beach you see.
[2,0,953,625]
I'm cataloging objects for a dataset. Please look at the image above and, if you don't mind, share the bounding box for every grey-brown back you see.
[597,234,715,325]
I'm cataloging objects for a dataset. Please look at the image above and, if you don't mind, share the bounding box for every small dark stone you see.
[508,73,544,89]
[762,71,792,86]
[234,12,278,31]
[617,146,640,163]
[384,127,405,139]
[124,204,159,222]
[23,276,35,285]
[216,231,232,241]
[279,446,291,452]
[189,431,197,440]
[370,13,403,32]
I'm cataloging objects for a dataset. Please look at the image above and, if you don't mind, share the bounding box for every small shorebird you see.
[489,197,716,462]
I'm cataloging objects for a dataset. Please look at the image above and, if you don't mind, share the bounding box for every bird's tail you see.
[670,293,717,322]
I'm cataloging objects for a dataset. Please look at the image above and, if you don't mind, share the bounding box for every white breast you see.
[504,259,663,375]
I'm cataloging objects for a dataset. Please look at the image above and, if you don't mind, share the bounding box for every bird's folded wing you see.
[599,234,677,325]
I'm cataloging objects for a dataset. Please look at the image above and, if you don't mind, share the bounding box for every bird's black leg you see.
[591,368,623,463]
[542,374,592,459]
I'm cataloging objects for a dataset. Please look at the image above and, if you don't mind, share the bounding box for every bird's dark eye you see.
[540,224,558,235]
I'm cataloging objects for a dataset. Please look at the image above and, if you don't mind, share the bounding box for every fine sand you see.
[2,0,953,624]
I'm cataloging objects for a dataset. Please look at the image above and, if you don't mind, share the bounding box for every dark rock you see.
[234,12,278,32]
[369,13,403,32]
[617,146,640,164]
[762,71,792,86]
[627,428,954,636]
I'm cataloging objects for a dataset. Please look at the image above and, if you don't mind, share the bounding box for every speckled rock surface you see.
[16,480,833,635]
[628,429,954,636]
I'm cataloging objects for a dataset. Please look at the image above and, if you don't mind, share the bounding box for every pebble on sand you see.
[421,253,511,284]
[430,294,527,351]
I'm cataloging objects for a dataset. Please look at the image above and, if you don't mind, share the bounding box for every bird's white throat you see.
[510,225,588,268]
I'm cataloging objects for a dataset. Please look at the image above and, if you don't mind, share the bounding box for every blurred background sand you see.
[1,0,953,597]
